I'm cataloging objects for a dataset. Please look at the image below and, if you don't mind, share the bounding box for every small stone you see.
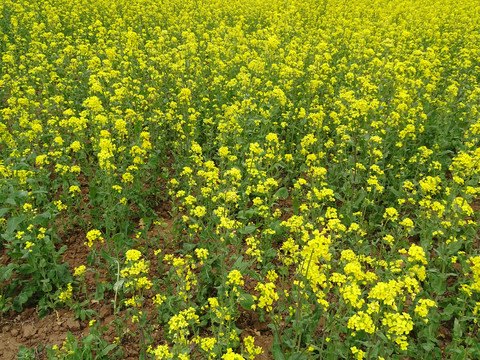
[105,315,115,325]
[22,324,36,338]
[99,305,111,318]
[65,319,81,331]
[10,328,19,337]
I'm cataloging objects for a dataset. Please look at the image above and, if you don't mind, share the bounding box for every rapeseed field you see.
[1,0,480,358]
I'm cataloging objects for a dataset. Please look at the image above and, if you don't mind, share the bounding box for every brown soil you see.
[0,226,94,360]
[0,196,276,360]
[4,195,474,359]
[0,307,88,360]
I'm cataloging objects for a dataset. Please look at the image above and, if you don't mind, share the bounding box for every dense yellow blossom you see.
[2,0,480,357]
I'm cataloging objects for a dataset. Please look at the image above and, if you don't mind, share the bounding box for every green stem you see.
[113,260,120,314]
[294,249,315,353]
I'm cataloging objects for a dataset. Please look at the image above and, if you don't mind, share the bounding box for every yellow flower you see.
[83,96,104,112]
[69,185,80,196]
[382,312,413,336]
[54,200,67,211]
[383,207,399,221]
[226,270,244,289]
[243,336,262,359]
[350,346,365,360]
[150,345,173,359]
[112,185,122,193]
[219,146,230,158]
[85,229,104,248]
[221,349,245,360]
[407,244,428,264]
[419,176,441,194]
[125,249,142,263]
[399,217,414,231]
[191,205,206,217]
[74,265,86,277]
[383,234,394,245]
[414,299,436,318]
[178,88,192,103]
[69,141,82,152]
[195,248,209,261]
[153,294,166,306]
[265,132,278,143]
[58,283,73,302]
[348,311,376,334]
[122,172,134,184]
[254,282,278,312]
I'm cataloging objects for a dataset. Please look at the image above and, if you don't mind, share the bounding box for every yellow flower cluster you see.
[121,249,152,291]
[84,229,104,248]
[58,283,73,303]
[167,307,199,344]
[2,0,480,357]
[253,282,278,312]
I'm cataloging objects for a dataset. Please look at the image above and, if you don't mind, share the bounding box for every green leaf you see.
[57,245,68,256]
[274,187,289,200]
[82,333,95,347]
[17,190,29,199]
[33,211,51,226]
[271,335,284,360]
[293,197,299,213]
[0,207,10,217]
[113,279,125,292]
[4,197,17,206]
[12,286,35,312]
[39,258,47,269]
[441,303,458,321]
[270,220,284,235]
[290,352,308,360]
[264,248,277,261]
[29,189,48,196]
[100,344,117,357]
[232,256,250,273]
[422,341,435,352]
[18,264,35,275]
[0,264,15,281]
[237,209,258,220]
[238,291,255,311]
[78,309,87,321]
[453,318,463,339]
[95,283,105,301]
[56,263,73,284]
[183,242,196,251]
[41,279,52,293]
[100,249,115,264]
[239,225,257,235]
[6,215,25,234]
[429,272,446,295]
